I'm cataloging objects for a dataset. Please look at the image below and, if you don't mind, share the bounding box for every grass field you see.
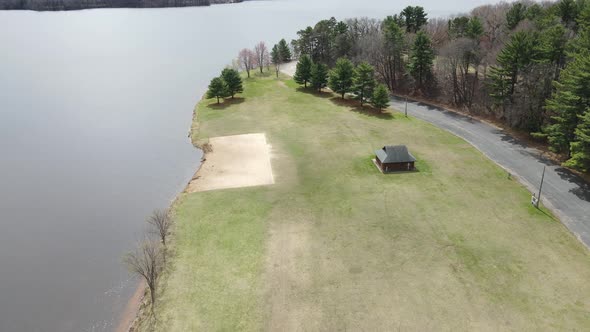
[142,73,590,331]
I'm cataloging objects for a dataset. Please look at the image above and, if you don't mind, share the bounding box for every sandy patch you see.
[187,133,274,192]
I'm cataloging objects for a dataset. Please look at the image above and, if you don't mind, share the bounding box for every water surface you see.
[0,0,511,330]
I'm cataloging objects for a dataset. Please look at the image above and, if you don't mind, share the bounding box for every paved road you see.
[280,61,297,77]
[279,65,590,248]
[390,96,590,249]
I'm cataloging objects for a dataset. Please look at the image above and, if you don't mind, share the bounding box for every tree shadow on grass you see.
[330,97,394,120]
[295,86,332,98]
[207,97,245,110]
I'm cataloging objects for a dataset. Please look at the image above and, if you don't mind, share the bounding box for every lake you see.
[0,0,509,330]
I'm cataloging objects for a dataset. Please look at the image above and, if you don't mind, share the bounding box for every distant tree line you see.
[1,0,213,11]
[278,1,590,172]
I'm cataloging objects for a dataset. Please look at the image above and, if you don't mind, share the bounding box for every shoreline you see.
[115,281,145,332]
[119,73,590,330]
[117,100,207,332]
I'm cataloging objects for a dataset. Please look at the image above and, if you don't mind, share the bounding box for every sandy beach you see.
[187,133,274,193]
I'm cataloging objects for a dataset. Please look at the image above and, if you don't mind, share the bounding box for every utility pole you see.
[535,166,546,208]
[405,97,408,117]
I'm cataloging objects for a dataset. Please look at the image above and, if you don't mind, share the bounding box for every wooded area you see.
[0,0,215,11]
[278,1,590,172]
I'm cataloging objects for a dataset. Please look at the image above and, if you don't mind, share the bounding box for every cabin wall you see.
[382,162,415,172]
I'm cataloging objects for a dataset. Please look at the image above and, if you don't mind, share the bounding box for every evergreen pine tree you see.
[382,19,406,90]
[525,3,545,21]
[487,65,512,104]
[353,62,376,106]
[537,24,567,68]
[333,21,352,60]
[328,57,355,98]
[506,2,527,30]
[412,6,428,32]
[567,108,590,171]
[310,62,329,92]
[221,68,243,98]
[293,55,313,88]
[448,16,470,38]
[207,77,227,104]
[278,39,292,62]
[371,84,390,110]
[408,31,434,90]
[578,3,590,31]
[488,31,539,103]
[545,51,590,155]
[466,17,484,39]
[557,0,578,28]
[400,6,428,33]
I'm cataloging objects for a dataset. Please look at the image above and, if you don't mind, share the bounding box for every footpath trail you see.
[389,96,590,249]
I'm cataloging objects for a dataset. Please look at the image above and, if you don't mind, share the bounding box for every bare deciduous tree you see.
[238,48,255,78]
[254,41,269,74]
[263,49,271,72]
[346,17,382,61]
[471,2,510,77]
[438,38,480,108]
[124,240,164,312]
[147,209,172,247]
[425,17,450,49]
[355,31,393,88]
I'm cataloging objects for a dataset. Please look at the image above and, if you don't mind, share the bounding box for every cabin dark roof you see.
[375,145,416,163]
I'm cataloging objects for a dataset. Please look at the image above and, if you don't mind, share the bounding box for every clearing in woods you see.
[142,73,590,331]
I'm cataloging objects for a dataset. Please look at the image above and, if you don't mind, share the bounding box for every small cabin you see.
[374,145,416,173]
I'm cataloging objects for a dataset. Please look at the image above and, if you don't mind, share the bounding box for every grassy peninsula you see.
[138,73,590,331]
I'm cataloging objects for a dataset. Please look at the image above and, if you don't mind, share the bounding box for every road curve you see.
[279,65,590,249]
[390,96,590,249]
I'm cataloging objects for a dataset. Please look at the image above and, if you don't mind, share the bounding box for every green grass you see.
[146,72,590,331]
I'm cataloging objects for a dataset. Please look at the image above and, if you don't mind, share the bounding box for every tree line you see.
[276,1,590,172]
[293,55,390,109]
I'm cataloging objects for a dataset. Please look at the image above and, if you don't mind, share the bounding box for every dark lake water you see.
[0,0,509,330]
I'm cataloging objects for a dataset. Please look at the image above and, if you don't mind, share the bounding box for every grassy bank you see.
[141,73,590,330]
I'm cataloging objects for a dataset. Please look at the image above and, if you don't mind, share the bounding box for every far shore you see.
[0,0,241,11]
